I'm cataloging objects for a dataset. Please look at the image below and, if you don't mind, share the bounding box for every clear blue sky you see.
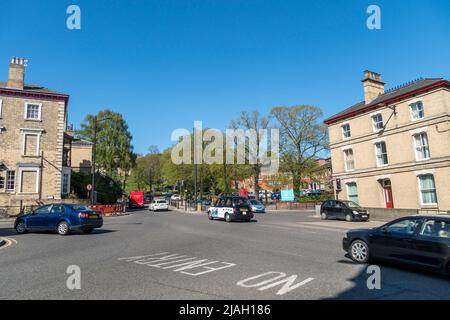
[1,0,449,154]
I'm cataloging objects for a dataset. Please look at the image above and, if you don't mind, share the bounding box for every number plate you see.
[240,208,248,212]
[89,215,98,219]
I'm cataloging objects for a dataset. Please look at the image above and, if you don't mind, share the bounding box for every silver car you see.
[249,200,265,213]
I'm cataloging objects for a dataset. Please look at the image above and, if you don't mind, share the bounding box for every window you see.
[410,101,424,121]
[343,149,355,171]
[413,133,430,160]
[347,182,359,204]
[24,103,42,120]
[420,220,450,238]
[34,205,52,214]
[6,171,15,191]
[0,176,4,189]
[385,218,420,235]
[341,124,351,139]
[62,173,70,194]
[372,113,384,131]
[418,174,437,205]
[375,142,388,166]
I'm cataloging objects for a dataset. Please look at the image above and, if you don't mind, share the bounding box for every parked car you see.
[149,199,169,211]
[343,215,450,275]
[171,194,181,201]
[207,196,254,222]
[14,204,103,236]
[271,192,281,201]
[249,199,266,213]
[320,200,369,222]
[129,191,145,208]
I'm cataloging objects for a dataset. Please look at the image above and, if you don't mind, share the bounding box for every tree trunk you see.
[292,173,302,200]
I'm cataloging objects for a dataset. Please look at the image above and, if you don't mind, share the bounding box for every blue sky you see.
[1,0,449,154]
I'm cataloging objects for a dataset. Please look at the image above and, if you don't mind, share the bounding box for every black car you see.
[207,196,254,222]
[320,200,369,222]
[343,215,450,274]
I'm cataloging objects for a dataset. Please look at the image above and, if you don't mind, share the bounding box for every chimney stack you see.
[362,70,385,104]
[7,57,27,90]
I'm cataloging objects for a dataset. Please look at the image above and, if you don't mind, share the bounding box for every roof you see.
[324,78,450,125]
[0,81,69,103]
[0,81,67,95]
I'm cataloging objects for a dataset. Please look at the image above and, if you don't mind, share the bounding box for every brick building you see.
[0,57,72,209]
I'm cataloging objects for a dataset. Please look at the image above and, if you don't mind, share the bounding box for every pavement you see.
[0,208,449,300]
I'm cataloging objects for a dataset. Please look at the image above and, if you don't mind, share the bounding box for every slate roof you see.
[0,81,67,96]
[324,78,448,124]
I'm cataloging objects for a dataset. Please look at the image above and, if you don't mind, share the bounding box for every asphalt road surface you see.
[1,209,449,300]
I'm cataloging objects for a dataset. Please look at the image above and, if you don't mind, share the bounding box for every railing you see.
[274,201,321,210]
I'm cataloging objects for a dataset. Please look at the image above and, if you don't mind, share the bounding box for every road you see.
[0,209,449,300]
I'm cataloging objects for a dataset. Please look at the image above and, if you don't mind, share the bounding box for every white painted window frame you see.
[24,102,42,121]
[412,131,430,162]
[18,167,40,194]
[416,174,438,207]
[410,100,424,121]
[5,170,16,192]
[374,141,389,167]
[346,182,359,203]
[341,122,351,140]
[20,128,43,156]
[343,148,355,172]
[371,112,384,132]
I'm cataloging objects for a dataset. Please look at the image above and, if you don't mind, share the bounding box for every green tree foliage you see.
[76,109,136,200]
[270,105,329,198]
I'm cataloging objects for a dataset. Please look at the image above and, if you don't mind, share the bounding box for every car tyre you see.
[321,212,328,220]
[225,213,232,223]
[349,240,370,264]
[57,221,70,236]
[345,214,353,222]
[15,220,27,234]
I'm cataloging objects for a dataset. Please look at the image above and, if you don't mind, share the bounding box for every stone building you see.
[324,70,450,211]
[0,57,71,209]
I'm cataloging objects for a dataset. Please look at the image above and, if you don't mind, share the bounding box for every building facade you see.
[0,57,71,208]
[325,70,450,211]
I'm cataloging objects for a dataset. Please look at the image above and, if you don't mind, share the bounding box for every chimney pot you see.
[362,70,385,104]
[7,56,26,90]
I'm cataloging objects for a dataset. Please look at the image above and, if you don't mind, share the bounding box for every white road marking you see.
[237,272,314,295]
[0,237,17,250]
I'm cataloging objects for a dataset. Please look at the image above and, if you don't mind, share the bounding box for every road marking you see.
[237,272,314,295]
[0,237,17,250]
[119,252,236,276]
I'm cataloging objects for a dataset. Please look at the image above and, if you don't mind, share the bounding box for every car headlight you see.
[353,210,360,215]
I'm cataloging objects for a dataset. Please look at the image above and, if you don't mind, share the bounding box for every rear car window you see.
[157,200,167,204]
[420,220,450,238]
[70,205,92,212]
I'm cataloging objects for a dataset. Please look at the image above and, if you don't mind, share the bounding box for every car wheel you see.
[208,211,213,220]
[349,240,370,263]
[15,220,27,234]
[225,213,232,223]
[321,212,327,220]
[83,228,93,234]
[57,221,70,236]
[345,214,353,222]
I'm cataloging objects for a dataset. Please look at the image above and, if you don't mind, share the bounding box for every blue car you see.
[249,200,266,213]
[14,203,103,235]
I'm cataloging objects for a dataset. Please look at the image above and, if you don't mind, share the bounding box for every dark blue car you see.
[14,203,103,235]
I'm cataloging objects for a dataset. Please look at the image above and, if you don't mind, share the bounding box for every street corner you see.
[0,237,18,251]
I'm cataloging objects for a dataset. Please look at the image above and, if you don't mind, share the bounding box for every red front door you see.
[384,186,394,208]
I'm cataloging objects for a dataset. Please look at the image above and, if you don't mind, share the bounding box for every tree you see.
[270,105,328,198]
[230,111,271,194]
[76,109,136,199]
[131,151,163,192]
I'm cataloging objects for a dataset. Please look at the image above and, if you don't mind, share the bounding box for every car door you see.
[27,205,53,230]
[213,199,224,219]
[334,201,345,219]
[47,204,65,230]
[323,200,335,217]
[411,219,450,269]
[369,218,422,262]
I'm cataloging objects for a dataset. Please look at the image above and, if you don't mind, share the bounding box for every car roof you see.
[413,214,450,220]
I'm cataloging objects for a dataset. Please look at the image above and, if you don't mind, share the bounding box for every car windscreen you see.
[250,200,262,205]
[342,201,361,209]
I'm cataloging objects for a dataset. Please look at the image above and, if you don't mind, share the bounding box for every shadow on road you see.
[0,228,116,237]
[329,257,450,300]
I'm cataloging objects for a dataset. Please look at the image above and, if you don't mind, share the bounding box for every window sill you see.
[24,119,42,122]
